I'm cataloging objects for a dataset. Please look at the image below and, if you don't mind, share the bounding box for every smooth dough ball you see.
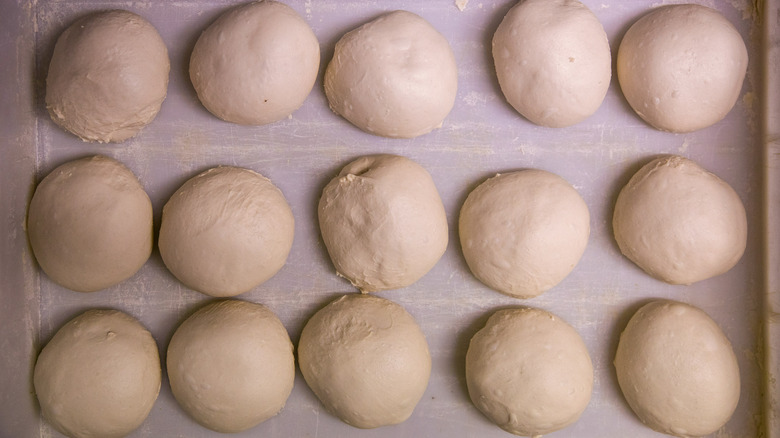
[613,155,747,285]
[34,309,161,438]
[158,166,294,297]
[167,300,294,433]
[27,155,153,292]
[459,170,590,298]
[318,154,448,292]
[493,0,611,127]
[466,307,593,436]
[324,10,458,138]
[615,300,740,437]
[298,294,431,429]
[617,4,748,132]
[190,1,320,125]
[46,10,170,143]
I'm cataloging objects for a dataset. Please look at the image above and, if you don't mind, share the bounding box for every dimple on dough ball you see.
[493,0,611,128]
[298,294,431,429]
[617,4,748,132]
[324,10,458,138]
[158,166,294,297]
[34,309,161,438]
[166,300,295,433]
[27,155,153,292]
[190,1,320,125]
[459,170,590,298]
[614,300,740,437]
[46,10,170,143]
[318,154,448,292]
[613,155,747,285]
[466,307,593,437]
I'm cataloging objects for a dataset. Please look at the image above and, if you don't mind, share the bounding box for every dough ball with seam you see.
[46,9,170,143]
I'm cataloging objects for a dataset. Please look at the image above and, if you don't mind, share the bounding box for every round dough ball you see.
[614,300,740,437]
[493,0,611,127]
[324,10,458,138]
[34,309,161,438]
[167,300,294,433]
[613,155,747,285]
[190,1,320,125]
[298,294,431,429]
[159,166,294,297]
[318,154,448,292]
[617,4,748,132]
[46,10,170,143]
[459,170,590,298]
[466,307,593,436]
[27,155,153,292]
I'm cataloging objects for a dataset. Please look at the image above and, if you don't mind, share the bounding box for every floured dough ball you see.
[159,166,294,297]
[318,154,448,292]
[46,10,170,143]
[613,155,746,284]
[298,294,431,428]
[493,0,611,127]
[34,309,161,438]
[615,300,740,437]
[617,4,748,132]
[27,155,153,292]
[459,170,590,298]
[190,1,320,125]
[466,307,593,436]
[324,10,458,138]
[167,300,294,433]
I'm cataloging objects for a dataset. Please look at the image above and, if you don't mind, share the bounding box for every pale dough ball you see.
[324,10,458,138]
[190,1,319,125]
[613,155,747,285]
[617,4,748,132]
[615,300,740,437]
[27,155,153,292]
[34,309,161,438]
[159,166,294,297]
[298,294,431,428]
[318,154,448,292]
[167,300,294,433]
[493,0,611,127]
[46,10,170,143]
[459,170,590,298]
[466,307,593,436]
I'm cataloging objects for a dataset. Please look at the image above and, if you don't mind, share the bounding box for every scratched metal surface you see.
[0,0,772,436]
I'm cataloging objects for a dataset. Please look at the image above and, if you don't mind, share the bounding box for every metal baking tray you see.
[1,0,776,436]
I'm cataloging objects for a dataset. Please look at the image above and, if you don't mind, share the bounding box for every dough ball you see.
[459,170,590,298]
[324,10,458,138]
[617,4,748,132]
[34,309,161,438]
[614,300,740,437]
[318,154,448,292]
[159,166,294,297]
[167,300,294,433]
[27,155,153,292]
[493,0,611,127]
[466,307,593,436]
[190,1,320,125]
[46,10,170,143]
[298,294,431,428]
[613,155,747,284]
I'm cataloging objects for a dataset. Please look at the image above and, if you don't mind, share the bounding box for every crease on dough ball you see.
[45,10,170,143]
[613,155,747,284]
[318,154,448,292]
[298,294,431,429]
[324,10,458,138]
